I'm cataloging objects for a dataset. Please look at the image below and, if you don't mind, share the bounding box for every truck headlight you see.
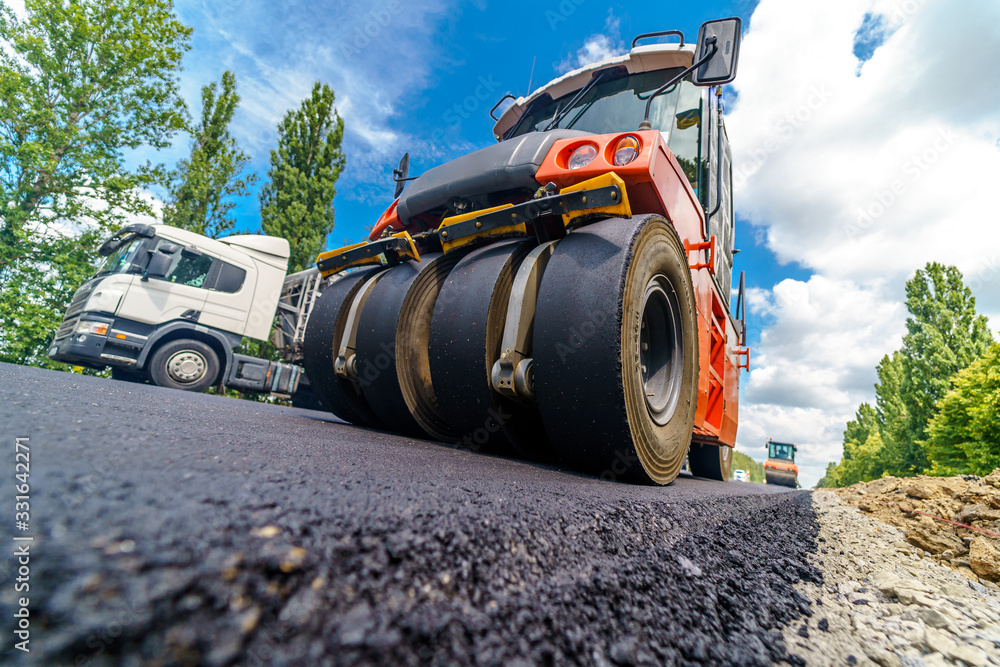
[75,320,109,336]
[567,144,597,170]
[612,135,641,166]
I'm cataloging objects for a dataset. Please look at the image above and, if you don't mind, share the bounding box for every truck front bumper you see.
[48,315,146,369]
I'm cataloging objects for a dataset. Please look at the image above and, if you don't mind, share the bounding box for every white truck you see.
[47,222,326,400]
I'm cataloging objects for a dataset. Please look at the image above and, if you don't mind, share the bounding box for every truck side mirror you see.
[692,17,742,87]
[393,152,410,199]
[144,249,174,281]
[490,94,516,121]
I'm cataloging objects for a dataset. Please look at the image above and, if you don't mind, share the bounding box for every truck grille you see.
[54,280,96,340]
[54,315,80,341]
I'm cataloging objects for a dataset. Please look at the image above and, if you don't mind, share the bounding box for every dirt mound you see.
[836,469,1000,585]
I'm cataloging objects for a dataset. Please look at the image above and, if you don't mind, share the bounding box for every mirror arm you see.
[736,270,747,346]
[707,88,726,219]
[637,39,717,131]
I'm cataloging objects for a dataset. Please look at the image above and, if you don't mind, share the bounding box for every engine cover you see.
[397,130,591,224]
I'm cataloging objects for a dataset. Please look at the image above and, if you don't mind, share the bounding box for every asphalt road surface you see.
[0,363,819,665]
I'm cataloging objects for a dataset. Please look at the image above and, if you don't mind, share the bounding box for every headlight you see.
[612,135,641,166]
[75,320,109,336]
[567,144,597,170]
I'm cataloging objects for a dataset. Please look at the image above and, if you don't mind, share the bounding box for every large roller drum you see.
[532,214,700,484]
[302,269,383,427]
[354,253,463,440]
[428,240,552,459]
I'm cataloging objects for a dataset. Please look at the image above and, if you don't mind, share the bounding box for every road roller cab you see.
[764,439,799,488]
[307,18,750,485]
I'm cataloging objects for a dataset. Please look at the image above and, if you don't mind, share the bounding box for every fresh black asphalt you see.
[0,363,820,665]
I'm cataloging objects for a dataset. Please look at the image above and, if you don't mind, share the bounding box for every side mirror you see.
[144,251,172,281]
[692,17,742,87]
[490,94,516,121]
[393,152,410,199]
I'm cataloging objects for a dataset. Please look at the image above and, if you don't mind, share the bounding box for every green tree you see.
[815,461,841,488]
[843,402,879,455]
[730,450,765,483]
[827,402,888,486]
[873,352,912,476]
[0,0,191,365]
[899,263,994,469]
[838,431,885,485]
[162,70,256,238]
[259,82,345,273]
[925,343,1000,476]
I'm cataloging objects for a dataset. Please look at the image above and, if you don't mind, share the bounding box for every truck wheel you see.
[533,215,699,485]
[148,339,219,392]
[688,442,733,481]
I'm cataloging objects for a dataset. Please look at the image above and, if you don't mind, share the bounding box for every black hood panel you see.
[397,130,591,223]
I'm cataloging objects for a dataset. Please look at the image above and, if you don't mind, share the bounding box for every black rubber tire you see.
[533,215,699,485]
[148,339,220,393]
[301,270,382,427]
[111,367,148,384]
[355,253,462,439]
[428,240,553,459]
[688,442,733,481]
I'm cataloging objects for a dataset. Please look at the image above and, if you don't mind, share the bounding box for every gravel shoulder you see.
[786,491,1000,667]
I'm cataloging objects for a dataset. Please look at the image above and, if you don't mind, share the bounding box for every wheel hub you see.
[639,274,683,426]
[166,350,207,384]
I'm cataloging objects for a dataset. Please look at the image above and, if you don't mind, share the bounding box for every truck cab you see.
[48,223,301,395]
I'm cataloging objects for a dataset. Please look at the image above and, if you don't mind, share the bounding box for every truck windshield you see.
[507,68,703,186]
[769,443,795,461]
[95,236,145,277]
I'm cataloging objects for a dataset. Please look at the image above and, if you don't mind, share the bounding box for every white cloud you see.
[728,0,1000,487]
[143,0,456,206]
[557,11,625,74]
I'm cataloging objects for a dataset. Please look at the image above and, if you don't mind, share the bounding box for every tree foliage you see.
[925,344,1000,476]
[843,402,879,459]
[899,263,994,455]
[730,450,765,483]
[0,0,191,365]
[818,263,995,486]
[837,431,885,486]
[815,461,841,488]
[874,351,913,476]
[259,82,345,273]
[162,70,256,238]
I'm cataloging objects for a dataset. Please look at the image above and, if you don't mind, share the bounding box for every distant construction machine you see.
[764,439,798,488]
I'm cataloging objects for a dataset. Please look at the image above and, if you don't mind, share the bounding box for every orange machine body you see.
[370,130,745,448]
[537,130,744,449]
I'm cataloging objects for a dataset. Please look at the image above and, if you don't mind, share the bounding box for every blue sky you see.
[159,0,1000,486]
[14,0,995,486]
[163,0,792,352]
[167,0,759,242]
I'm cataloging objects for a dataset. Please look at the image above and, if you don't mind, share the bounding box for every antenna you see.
[526,55,536,97]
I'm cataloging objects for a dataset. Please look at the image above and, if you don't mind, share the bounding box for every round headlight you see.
[612,135,641,166]
[567,144,597,170]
